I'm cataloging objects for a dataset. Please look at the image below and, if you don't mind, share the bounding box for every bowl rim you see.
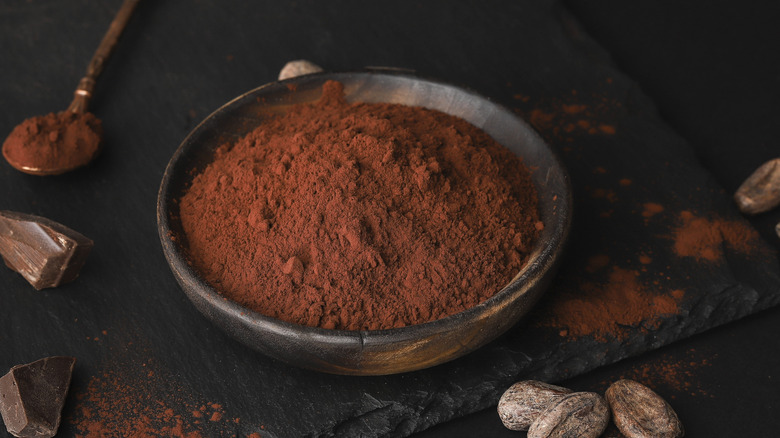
[157,69,572,356]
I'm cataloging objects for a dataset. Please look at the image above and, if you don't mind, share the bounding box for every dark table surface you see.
[1,1,779,437]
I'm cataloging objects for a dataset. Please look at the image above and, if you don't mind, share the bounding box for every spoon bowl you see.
[2,110,103,176]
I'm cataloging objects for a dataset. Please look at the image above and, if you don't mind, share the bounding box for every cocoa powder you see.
[537,266,682,342]
[72,362,223,437]
[535,205,765,342]
[513,87,620,144]
[672,210,760,262]
[179,80,541,330]
[615,349,715,399]
[2,111,102,171]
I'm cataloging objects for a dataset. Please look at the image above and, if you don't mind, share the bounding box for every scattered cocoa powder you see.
[585,254,610,273]
[672,211,760,262]
[598,124,616,135]
[641,202,664,218]
[513,85,620,143]
[538,267,683,341]
[589,187,618,203]
[179,80,541,330]
[70,357,231,437]
[615,350,715,399]
[536,205,765,342]
[73,370,206,437]
[2,111,102,172]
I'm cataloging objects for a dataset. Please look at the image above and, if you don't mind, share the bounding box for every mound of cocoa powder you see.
[179,80,541,330]
[2,111,102,172]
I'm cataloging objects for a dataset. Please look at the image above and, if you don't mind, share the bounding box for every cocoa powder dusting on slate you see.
[179,80,541,330]
[537,267,682,341]
[672,211,761,262]
[641,202,664,219]
[533,203,767,342]
[70,359,230,437]
[512,85,620,143]
[617,350,716,399]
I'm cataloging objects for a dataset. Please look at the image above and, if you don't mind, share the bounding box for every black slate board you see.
[0,1,778,437]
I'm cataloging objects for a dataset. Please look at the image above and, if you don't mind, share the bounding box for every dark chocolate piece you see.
[0,357,76,438]
[0,210,93,289]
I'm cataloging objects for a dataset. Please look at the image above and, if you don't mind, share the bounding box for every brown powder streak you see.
[69,352,230,437]
[616,350,716,399]
[672,211,760,262]
[642,202,664,218]
[538,267,684,342]
[513,90,620,143]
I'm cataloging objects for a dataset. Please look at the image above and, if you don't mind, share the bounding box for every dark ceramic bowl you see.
[157,71,571,375]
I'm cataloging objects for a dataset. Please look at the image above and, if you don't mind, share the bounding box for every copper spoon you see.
[2,0,140,176]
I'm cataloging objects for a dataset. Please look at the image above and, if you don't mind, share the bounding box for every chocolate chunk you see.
[0,210,93,289]
[0,357,76,438]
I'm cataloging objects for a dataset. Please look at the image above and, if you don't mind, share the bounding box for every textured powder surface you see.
[2,111,102,172]
[179,80,540,330]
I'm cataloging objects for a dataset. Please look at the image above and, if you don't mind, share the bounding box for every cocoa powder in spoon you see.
[2,111,102,174]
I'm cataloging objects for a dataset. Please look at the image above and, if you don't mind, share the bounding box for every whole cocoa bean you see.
[497,380,573,431]
[278,60,324,81]
[528,392,609,438]
[734,157,780,214]
[605,379,684,438]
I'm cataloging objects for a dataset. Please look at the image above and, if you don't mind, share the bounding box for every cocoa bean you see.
[605,379,684,438]
[278,60,324,81]
[734,158,780,214]
[528,392,609,438]
[497,380,573,431]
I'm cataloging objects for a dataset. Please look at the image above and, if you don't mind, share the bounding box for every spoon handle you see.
[68,0,140,113]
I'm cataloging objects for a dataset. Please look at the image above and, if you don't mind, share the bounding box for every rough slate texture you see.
[0,1,778,437]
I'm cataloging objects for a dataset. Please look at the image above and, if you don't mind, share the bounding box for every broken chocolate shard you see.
[0,356,76,438]
[0,210,93,289]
